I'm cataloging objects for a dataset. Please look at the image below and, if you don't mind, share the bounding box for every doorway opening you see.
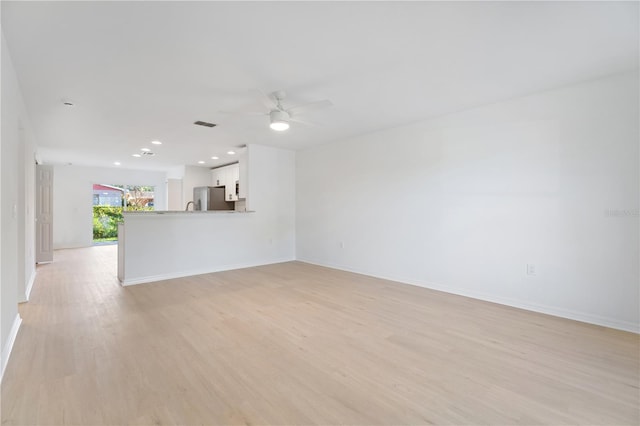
[92,184,155,245]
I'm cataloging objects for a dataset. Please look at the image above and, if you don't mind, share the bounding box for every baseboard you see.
[121,257,295,286]
[25,268,36,301]
[1,314,22,383]
[297,258,640,334]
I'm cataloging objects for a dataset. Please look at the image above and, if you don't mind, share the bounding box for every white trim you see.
[121,257,295,286]
[25,269,36,301]
[1,314,22,383]
[297,258,640,334]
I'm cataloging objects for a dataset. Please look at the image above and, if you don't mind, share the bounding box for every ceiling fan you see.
[222,90,333,131]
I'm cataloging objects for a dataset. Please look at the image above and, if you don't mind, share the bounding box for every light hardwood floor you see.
[1,246,638,425]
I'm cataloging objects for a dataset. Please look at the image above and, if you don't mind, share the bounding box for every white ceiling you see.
[2,1,638,172]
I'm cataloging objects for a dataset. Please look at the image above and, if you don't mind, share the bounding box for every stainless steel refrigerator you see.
[193,186,234,211]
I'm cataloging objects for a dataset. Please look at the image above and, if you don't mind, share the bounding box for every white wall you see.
[297,71,639,332]
[182,165,211,207]
[167,178,183,211]
[121,144,295,284]
[52,165,168,249]
[18,124,36,302]
[1,31,37,379]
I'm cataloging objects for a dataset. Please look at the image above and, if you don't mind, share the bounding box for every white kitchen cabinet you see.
[211,163,240,201]
[231,164,240,183]
[225,164,240,201]
[211,168,224,187]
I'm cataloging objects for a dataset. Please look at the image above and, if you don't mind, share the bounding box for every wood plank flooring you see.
[1,246,638,425]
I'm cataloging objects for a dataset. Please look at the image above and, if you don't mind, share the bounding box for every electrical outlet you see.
[526,264,536,276]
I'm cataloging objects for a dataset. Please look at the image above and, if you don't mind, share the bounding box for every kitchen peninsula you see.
[118,210,259,285]
[117,144,296,286]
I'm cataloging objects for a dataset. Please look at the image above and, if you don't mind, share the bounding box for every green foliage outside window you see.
[92,205,154,239]
[92,206,123,239]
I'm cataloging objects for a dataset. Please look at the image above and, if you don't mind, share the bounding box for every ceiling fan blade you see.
[218,110,266,116]
[289,116,320,127]
[287,99,333,116]
[250,89,279,111]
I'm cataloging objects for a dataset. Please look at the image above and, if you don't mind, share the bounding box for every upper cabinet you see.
[211,163,240,202]
[212,168,225,187]
[225,165,239,202]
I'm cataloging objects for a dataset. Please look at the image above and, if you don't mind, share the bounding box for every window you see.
[92,184,155,244]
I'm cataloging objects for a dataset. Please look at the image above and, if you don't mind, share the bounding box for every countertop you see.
[122,210,255,215]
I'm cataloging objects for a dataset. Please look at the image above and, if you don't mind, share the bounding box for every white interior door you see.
[36,165,53,263]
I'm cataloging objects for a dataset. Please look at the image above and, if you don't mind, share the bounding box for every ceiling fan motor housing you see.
[269,109,290,131]
[270,109,290,122]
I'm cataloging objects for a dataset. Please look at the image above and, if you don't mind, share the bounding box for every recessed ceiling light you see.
[132,154,141,158]
[141,148,151,152]
[198,161,205,164]
[227,151,236,155]
[211,156,219,160]
[114,162,121,166]
[151,140,162,145]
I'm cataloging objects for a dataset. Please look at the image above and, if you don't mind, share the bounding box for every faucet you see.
[185,201,194,211]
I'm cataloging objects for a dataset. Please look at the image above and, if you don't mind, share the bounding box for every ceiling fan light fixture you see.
[269,110,290,131]
[270,121,290,131]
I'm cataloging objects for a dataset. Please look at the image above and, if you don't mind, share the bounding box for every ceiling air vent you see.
[194,120,217,128]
